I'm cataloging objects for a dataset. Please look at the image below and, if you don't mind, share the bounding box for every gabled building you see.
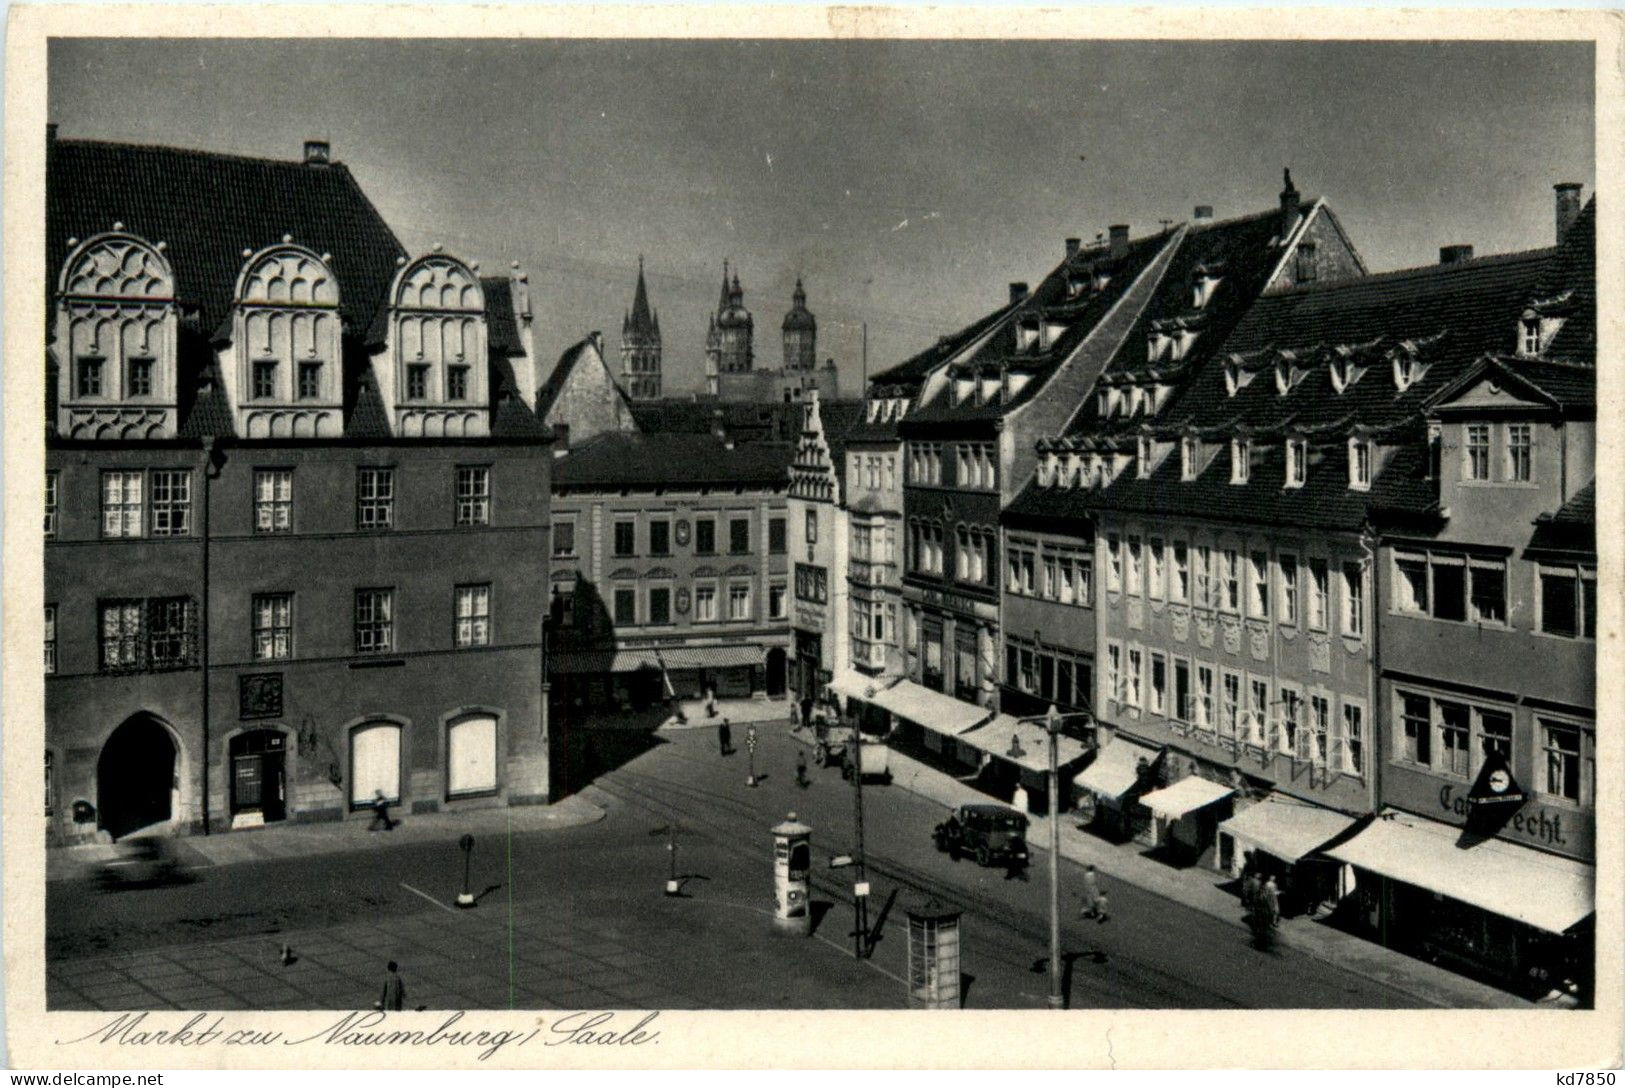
[537,330,639,451]
[786,391,864,701]
[44,132,554,843]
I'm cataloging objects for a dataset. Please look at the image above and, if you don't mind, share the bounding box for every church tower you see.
[715,264,754,376]
[781,278,817,371]
[620,256,662,400]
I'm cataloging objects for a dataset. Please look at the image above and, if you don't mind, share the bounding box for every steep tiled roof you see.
[1528,481,1595,556]
[48,138,406,337]
[867,307,1010,388]
[1535,198,1595,364]
[552,432,793,490]
[483,277,523,357]
[1431,355,1596,414]
[175,361,237,439]
[630,399,804,443]
[535,339,593,422]
[906,232,1174,425]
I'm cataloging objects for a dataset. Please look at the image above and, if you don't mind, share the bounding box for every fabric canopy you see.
[1139,776,1235,820]
[1075,737,1162,801]
[870,680,991,736]
[1325,809,1594,935]
[1219,797,1356,864]
[827,669,891,704]
[957,714,1089,774]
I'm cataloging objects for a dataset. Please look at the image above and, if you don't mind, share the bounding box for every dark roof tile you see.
[552,432,793,489]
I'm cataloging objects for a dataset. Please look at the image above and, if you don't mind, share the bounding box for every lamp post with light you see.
[1016,703,1088,1010]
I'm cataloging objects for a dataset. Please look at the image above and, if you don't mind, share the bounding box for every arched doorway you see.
[350,721,402,810]
[446,713,498,799]
[97,714,177,840]
[230,729,288,823]
[765,647,788,698]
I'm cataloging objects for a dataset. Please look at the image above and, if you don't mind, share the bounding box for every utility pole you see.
[1046,704,1063,1009]
[850,723,870,958]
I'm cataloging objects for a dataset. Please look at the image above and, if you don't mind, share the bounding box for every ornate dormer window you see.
[1285,437,1308,489]
[1193,271,1221,309]
[1180,435,1200,481]
[1516,307,1567,358]
[1223,355,1258,398]
[1171,329,1200,361]
[1137,435,1154,478]
[1098,387,1123,418]
[1519,317,1541,356]
[1147,331,1170,362]
[386,251,489,437]
[230,241,342,438]
[54,229,180,439]
[1231,437,1250,484]
[1274,354,1305,396]
[1037,452,1055,488]
[1348,435,1372,491]
[1391,347,1427,392]
[1328,350,1366,394]
[1061,452,1082,489]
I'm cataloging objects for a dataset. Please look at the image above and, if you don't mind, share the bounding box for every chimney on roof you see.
[1439,244,1474,265]
[1108,224,1130,261]
[1194,205,1214,222]
[588,330,604,356]
[1009,282,1030,305]
[303,140,331,166]
[1279,167,1301,239]
[1554,182,1584,243]
[1064,237,1081,259]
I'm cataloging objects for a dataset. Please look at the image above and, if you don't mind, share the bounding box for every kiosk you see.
[771,812,813,935]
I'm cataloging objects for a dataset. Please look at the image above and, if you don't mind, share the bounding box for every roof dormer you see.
[1284,435,1309,489]
[1517,306,1568,358]
[1347,432,1373,491]
[1328,348,1366,394]
[1230,436,1252,484]
[385,250,490,437]
[1223,355,1259,398]
[1147,330,1171,362]
[1390,342,1430,393]
[54,229,182,439]
[1274,352,1307,396]
[1192,268,1221,309]
[1180,433,1202,481]
[228,240,343,438]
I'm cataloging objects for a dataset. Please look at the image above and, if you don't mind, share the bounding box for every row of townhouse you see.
[43,131,558,844]
[806,173,1597,995]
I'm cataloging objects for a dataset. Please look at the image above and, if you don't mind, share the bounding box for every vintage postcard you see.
[4,4,1621,1071]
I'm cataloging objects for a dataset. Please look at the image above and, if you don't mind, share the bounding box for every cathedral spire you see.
[628,254,656,336]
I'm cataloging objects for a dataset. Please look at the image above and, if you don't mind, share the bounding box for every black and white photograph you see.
[7,9,1620,1072]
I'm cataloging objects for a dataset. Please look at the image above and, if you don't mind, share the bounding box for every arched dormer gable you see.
[383,250,491,438]
[54,230,181,439]
[228,241,346,439]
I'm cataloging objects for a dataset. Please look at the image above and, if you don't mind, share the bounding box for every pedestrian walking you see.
[1259,875,1281,928]
[1241,869,1262,915]
[718,718,733,756]
[795,749,810,789]
[378,961,406,1011]
[368,789,395,832]
[800,696,815,734]
[1078,864,1103,919]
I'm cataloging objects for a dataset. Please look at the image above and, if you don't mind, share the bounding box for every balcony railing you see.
[847,557,896,587]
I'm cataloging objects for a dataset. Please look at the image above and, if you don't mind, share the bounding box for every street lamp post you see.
[1045,704,1062,1009]
[850,689,874,958]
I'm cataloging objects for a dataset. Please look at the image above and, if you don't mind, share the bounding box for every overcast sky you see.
[49,39,1593,397]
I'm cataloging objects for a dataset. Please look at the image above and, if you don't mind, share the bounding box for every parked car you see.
[96,836,182,888]
[840,737,892,784]
[932,803,1029,868]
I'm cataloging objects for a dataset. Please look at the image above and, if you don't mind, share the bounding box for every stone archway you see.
[766,647,788,698]
[97,713,178,840]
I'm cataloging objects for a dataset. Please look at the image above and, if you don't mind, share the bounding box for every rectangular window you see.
[354,589,394,654]
[648,586,672,625]
[1172,542,1190,603]
[1478,709,1513,763]
[1194,665,1215,730]
[44,604,56,675]
[1470,563,1506,625]
[1105,643,1122,703]
[1220,671,1241,739]
[1278,687,1302,756]
[1172,659,1191,723]
[728,584,751,621]
[1341,702,1365,776]
[298,361,322,400]
[147,597,198,669]
[769,583,787,620]
[613,587,637,626]
[44,471,58,538]
[1307,558,1328,630]
[1125,535,1142,597]
[648,518,671,556]
[1057,557,1076,605]
[1431,557,1467,623]
[356,468,395,530]
[1506,423,1532,482]
[1042,555,1058,600]
[1401,693,1432,765]
[1349,440,1371,489]
[446,365,470,402]
[1341,562,1365,638]
[769,517,787,555]
[1219,550,1240,613]
[253,360,277,400]
[695,518,716,555]
[100,470,144,538]
[694,583,717,622]
[1149,652,1168,715]
[1248,678,1269,745]
[149,469,192,537]
[1124,648,1142,708]
[1464,423,1490,481]
[1286,439,1307,488]
[254,469,293,534]
[729,517,750,554]
[99,599,145,671]
[252,593,293,661]
[1277,554,1298,626]
[455,584,491,647]
[406,364,430,401]
[1148,538,1166,601]
[1394,553,1429,614]
[1309,693,1330,764]
[1076,554,1094,605]
[77,357,103,397]
[1540,566,1595,639]
[805,509,818,545]
[613,519,636,557]
[1248,551,1270,619]
[552,520,576,558]
[1541,720,1590,805]
[1194,545,1212,608]
[1106,533,1122,592]
[127,357,154,398]
[455,466,490,526]
[1020,550,1035,596]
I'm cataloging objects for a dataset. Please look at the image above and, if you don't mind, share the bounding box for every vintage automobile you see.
[932,803,1030,868]
[96,835,183,888]
[839,736,892,784]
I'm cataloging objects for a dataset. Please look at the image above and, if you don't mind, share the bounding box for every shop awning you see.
[827,669,893,704]
[1325,809,1594,935]
[958,714,1089,774]
[870,680,991,737]
[1075,737,1162,801]
[547,651,620,676]
[1139,776,1235,821]
[1219,797,1357,864]
[550,645,764,674]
